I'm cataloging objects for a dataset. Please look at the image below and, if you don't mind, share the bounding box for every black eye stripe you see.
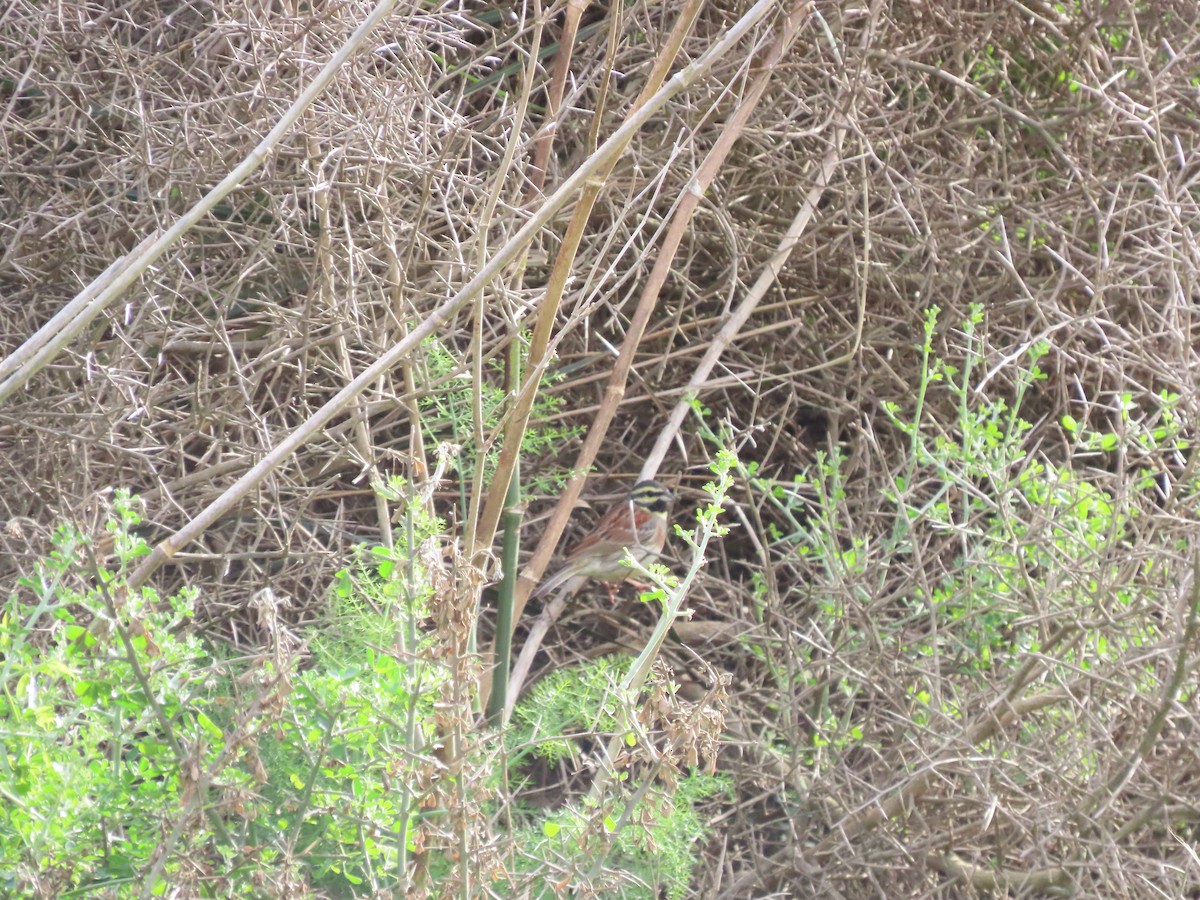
[629,481,672,512]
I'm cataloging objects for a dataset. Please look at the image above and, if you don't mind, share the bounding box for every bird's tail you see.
[530,566,584,600]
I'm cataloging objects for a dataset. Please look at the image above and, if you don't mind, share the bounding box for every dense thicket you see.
[3,0,1199,895]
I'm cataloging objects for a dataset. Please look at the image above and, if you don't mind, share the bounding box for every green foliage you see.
[879,307,1161,678]
[417,336,581,493]
[513,769,728,900]
[1,487,446,895]
[507,657,729,899]
[1,492,212,894]
[261,546,444,891]
[1062,389,1187,466]
[509,655,628,765]
[4,480,726,896]
[749,305,1175,763]
[612,772,729,900]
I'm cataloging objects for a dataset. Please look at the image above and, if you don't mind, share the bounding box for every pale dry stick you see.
[583,0,624,155]
[314,144,395,550]
[471,0,711,563]
[641,127,846,477]
[929,849,1070,894]
[503,591,571,722]
[377,172,430,493]
[528,0,590,193]
[0,0,402,403]
[461,9,545,560]
[121,0,784,594]
[513,0,814,629]
[0,241,149,385]
[463,0,590,556]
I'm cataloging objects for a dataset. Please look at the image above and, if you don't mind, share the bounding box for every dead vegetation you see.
[3,0,1200,895]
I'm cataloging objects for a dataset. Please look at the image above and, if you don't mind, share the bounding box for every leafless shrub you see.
[3,0,1200,895]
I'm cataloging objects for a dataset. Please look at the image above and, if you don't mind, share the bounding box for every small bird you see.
[531,480,674,599]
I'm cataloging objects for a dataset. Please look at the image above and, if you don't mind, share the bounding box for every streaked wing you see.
[564,499,633,560]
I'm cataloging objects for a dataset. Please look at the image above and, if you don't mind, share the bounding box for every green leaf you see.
[196,712,223,741]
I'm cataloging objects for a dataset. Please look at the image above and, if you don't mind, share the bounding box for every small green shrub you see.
[506,657,730,899]
[0,487,446,895]
[2,477,729,896]
[747,305,1175,761]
